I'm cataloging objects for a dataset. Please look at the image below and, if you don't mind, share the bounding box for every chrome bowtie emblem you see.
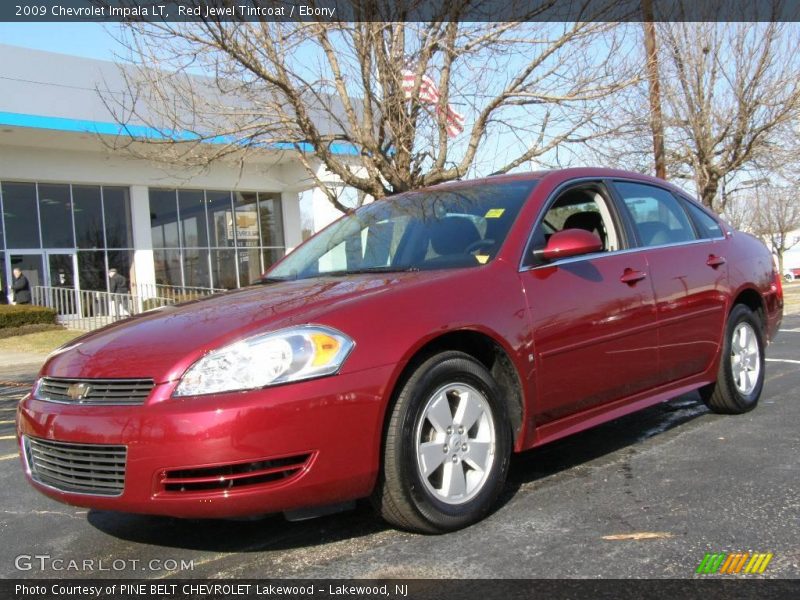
[66,383,92,401]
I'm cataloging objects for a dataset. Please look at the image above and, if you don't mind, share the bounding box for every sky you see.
[0,23,122,60]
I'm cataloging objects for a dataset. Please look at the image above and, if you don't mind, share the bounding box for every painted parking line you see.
[0,452,19,461]
[0,420,14,425]
[765,358,800,365]
[0,435,17,440]
[778,328,800,333]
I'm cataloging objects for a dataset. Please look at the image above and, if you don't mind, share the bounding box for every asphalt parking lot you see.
[1,316,798,580]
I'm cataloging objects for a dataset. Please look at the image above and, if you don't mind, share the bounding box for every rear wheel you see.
[700,304,765,414]
[374,351,512,533]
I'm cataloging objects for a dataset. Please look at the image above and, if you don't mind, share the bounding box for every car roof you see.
[416,168,692,199]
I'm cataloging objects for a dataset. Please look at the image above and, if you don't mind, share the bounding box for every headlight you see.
[173,325,355,397]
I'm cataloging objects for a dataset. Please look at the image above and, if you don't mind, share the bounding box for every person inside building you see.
[108,267,130,316]
[108,267,128,294]
[11,268,31,305]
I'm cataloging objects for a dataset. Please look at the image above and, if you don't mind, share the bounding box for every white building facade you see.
[0,44,351,303]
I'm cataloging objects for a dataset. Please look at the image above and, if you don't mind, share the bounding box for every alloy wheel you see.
[414,383,496,505]
[731,322,761,395]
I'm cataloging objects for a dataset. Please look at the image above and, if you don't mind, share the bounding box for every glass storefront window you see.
[148,188,285,289]
[2,182,41,249]
[150,189,180,249]
[234,192,260,249]
[237,247,262,287]
[103,187,134,249]
[106,249,134,291]
[261,247,284,272]
[183,248,211,288]
[258,193,284,248]
[207,191,235,248]
[153,249,183,288]
[73,185,104,249]
[2,183,133,252]
[38,184,75,248]
[179,190,208,248]
[211,249,237,289]
[77,251,107,292]
[1,181,137,298]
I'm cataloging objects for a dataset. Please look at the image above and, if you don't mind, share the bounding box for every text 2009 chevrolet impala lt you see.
[17,168,782,533]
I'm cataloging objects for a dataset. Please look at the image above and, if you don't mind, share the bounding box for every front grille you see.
[24,436,126,496]
[161,454,312,493]
[37,377,155,405]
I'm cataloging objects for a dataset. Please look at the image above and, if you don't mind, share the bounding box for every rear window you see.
[682,199,724,239]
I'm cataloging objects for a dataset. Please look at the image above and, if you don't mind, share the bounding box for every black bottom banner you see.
[4,579,800,600]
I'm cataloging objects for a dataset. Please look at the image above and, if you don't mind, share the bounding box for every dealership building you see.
[0,44,350,304]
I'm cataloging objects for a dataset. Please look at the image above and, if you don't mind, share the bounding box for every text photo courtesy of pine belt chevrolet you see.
[16,168,782,534]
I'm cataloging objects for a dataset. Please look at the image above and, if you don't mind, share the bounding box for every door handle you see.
[620,268,647,285]
[707,255,726,268]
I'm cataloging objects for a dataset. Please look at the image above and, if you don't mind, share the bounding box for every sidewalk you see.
[0,350,48,383]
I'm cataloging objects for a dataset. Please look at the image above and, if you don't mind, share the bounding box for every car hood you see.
[42,273,432,383]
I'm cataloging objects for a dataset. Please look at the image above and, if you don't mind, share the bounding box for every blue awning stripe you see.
[0,111,360,156]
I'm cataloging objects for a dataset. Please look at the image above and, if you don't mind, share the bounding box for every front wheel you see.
[374,351,512,533]
[700,304,765,414]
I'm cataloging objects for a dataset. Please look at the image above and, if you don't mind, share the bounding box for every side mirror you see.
[539,228,603,261]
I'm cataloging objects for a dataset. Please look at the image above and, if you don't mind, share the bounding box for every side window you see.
[681,198,724,239]
[614,181,697,247]
[528,185,620,265]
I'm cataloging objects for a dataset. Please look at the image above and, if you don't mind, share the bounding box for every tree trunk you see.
[641,0,666,180]
[700,179,719,209]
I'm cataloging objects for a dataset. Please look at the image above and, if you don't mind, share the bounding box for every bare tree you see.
[659,19,800,209]
[719,191,755,233]
[585,15,800,210]
[105,2,635,211]
[751,186,800,273]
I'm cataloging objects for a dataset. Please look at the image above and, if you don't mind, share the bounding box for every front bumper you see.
[16,366,393,518]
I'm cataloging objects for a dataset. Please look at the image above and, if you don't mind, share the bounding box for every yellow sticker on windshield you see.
[475,255,490,264]
[485,208,505,218]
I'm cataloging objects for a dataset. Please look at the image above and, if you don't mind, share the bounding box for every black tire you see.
[700,304,765,414]
[373,351,512,533]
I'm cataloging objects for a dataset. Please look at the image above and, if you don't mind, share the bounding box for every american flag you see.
[401,69,465,138]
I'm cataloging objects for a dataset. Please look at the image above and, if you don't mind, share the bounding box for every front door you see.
[519,182,660,425]
[7,253,44,304]
[6,251,79,308]
[46,252,77,289]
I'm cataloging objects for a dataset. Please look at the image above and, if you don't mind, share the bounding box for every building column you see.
[281,191,303,253]
[129,185,157,298]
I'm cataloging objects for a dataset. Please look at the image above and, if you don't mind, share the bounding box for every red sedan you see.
[16,168,782,533]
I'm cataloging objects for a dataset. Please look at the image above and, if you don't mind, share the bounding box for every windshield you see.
[268,180,537,281]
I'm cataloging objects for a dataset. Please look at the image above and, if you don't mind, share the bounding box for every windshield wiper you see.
[323,266,420,276]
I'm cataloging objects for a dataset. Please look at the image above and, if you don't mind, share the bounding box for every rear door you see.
[610,180,728,385]
[519,181,659,425]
